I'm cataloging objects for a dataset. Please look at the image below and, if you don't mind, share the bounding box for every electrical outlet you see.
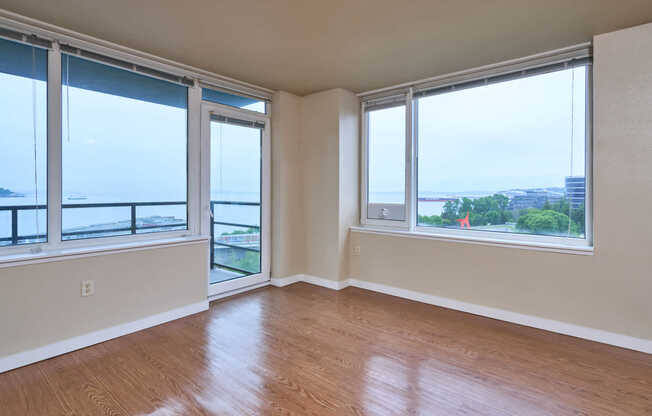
[352,245,361,256]
[81,280,95,297]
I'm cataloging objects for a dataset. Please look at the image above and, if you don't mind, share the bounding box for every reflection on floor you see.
[2,283,651,415]
[209,268,245,284]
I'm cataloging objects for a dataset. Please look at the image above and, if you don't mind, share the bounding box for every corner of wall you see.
[271,91,306,278]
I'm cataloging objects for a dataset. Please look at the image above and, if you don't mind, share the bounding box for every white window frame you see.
[200,101,271,297]
[361,92,414,229]
[0,12,273,263]
[359,44,594,252]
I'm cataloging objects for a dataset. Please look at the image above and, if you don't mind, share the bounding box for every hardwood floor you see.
[1,283,651,415]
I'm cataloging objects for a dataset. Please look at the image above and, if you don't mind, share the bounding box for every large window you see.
[0,20,272,262]
[362,50,592,247]
[61,54,188,240]
[0,38,47,247]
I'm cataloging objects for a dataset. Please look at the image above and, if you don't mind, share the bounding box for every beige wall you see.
[271,91,305,278]
[300,88,359,281]
[350,23,652,341]
[301,90,342,280]
[337,91,360,281]
[0,242,208,357]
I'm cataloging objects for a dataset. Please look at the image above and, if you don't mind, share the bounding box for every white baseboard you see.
[302,274,350,290]
[208,281,270,302]
[270,274,303,287]
[271,274,349,290]
[346,278,652,355]
[0,300,209,374]
[271,274,652,355]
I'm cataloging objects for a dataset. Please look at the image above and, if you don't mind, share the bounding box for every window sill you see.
[350,226,593,255]
[0,235,210,269]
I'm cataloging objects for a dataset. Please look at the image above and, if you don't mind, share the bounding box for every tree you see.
[441,200,460,225]
[486,210,501,225]
[460,198,473,215]
[221,227,259,236]
[469,212,487,226]
[571,203,585,234]
[493,194,509,212]
[516,209,579,235]
[418,214,442,226]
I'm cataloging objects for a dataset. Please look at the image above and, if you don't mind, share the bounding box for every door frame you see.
[200,102,271,297]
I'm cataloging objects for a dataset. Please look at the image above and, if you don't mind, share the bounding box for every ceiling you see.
[1,0,652,96]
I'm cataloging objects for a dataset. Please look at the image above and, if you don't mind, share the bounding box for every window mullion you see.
[187,81,201,235]
[360,105,369,226]
[584,65,594,245]
[46,42,62,249]
[406,88,416,231]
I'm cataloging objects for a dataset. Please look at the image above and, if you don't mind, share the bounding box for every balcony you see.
[1,200,260,284]
[210,200,261,284]
[0,201,187,247]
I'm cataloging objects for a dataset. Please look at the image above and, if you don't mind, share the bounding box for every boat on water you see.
[66,193,88,201]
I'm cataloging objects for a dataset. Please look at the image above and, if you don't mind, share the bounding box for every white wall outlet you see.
[352,245,361,256]
[81,280,95,297]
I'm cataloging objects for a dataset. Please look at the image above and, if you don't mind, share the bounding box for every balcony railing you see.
[0,201,187,245]
[210,200,260,276]
[1,200,262,275]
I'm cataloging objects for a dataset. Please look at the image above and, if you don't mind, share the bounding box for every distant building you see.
[509,190,563,211]
[565,176,585,208]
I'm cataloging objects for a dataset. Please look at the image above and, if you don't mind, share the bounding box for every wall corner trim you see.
[271,274,652,355]
[0,300,209,374]
[271,274,349,290]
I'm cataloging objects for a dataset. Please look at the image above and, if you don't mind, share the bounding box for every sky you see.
[2,56,586,232]
[0,72,262,203]
[368,66,587,200]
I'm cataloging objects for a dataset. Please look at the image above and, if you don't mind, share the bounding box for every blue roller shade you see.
[0,37,47,81]
[62,54,187,109]
[202,87,265,112]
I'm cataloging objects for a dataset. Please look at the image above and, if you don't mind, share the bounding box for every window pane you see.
[61,54,188,240]
[0,38,47,247]
[202,87,266,113]
[367,105,406,220]
[417,66,587,239]
[210,120,261,276]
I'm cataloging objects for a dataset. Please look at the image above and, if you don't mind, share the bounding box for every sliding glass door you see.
[201,103,270,296]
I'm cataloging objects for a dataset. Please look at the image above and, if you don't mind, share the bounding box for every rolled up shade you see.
[203,87,263,107]
[211,114,265,129]
[0,37,47,81]
[62,54,187,109]
[414,56,592,99]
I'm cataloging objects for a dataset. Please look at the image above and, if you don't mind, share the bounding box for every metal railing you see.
[1,199,261,275]
[0,201,187,245]
[210,200,260,275]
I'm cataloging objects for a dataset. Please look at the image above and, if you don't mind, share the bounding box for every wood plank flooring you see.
[1,282,651,415]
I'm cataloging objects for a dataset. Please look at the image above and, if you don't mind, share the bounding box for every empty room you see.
[1,1,652,414]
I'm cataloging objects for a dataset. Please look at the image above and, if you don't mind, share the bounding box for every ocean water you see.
[370,191,494,217]
[0,191,260,240]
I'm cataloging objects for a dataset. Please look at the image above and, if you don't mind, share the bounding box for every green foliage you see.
[571,203,585,234]
[233,251,260,273]
[221,227,259,236]
[516,209,579,235]
[438,194,513,227]
[418,214,442,225]
[534,198,585,235]
[423,194,584,236]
